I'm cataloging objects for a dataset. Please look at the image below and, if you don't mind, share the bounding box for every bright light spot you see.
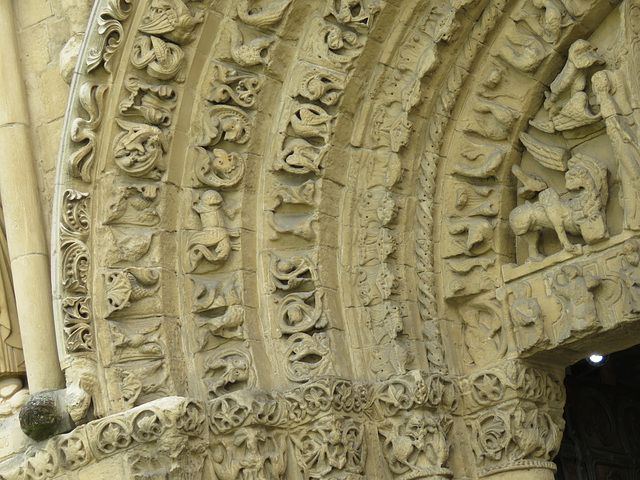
[588,354,604,364]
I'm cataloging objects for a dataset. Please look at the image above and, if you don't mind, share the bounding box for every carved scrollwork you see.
[275,290,326,336]
[129,0,203,81]
[86,0,134,73]
[206,64,262,109]
[291,416,366,480]
[294,64,347,106]
[61,190,90,237]
[69,83,108,183]
[62,297,93,353]
[269,253,318,292]
[467,402,562,476]
[61,240,90,295]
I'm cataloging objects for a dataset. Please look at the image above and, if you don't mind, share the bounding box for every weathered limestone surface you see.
[0,0,638,478]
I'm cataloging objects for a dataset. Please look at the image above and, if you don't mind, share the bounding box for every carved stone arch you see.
[3,0,636,478]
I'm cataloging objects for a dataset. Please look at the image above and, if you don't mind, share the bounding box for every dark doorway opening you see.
[555,345,640,479]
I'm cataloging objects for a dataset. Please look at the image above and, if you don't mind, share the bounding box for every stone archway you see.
[3,0,640,478]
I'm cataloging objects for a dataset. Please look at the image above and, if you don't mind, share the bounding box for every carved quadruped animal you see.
[510,153,609,261]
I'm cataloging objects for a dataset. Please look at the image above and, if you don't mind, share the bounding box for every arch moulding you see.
[4,0,640,478]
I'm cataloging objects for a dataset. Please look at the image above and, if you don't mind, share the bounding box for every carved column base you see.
[480,461,556,479]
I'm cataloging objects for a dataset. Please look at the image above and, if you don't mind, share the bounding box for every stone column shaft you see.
[0,0,64,393]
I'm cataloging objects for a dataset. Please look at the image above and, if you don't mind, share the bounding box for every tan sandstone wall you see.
[14,0,93,244]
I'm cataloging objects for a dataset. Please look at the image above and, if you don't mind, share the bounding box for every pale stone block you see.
[18,22,50,72]
[15,0,53,29]
[36,66,69,123]
[47,17,72,61]
[37,118,64,173]
[77,456,126,480]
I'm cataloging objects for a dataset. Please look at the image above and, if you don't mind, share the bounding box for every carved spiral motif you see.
[474,412,510,463]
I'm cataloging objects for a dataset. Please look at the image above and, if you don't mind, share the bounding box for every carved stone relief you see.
[19,0,640,478]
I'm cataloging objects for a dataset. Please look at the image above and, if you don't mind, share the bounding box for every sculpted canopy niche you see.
[3,0,640,478]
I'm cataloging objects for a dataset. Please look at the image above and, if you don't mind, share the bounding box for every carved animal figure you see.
[205,353,252,397]
[139,0,204,44]
[228,24,274,67]
[509,154,608,261]
[237,0,292,28]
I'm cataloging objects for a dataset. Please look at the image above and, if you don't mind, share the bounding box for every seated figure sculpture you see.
[509,153,609,261]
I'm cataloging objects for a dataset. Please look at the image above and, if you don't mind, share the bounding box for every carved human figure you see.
[593,70,640,230]
[0,206,24,395]
[510,281,545,349]
[461,303,505,367]
[531,40,603,133]
[509,154,608,260]
[186,190,239,272]
[619,239,640,315]
[551,264,600,342]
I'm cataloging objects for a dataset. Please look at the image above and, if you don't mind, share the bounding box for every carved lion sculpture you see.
[509,153,608,261]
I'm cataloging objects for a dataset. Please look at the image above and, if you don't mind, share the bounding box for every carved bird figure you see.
[550,91,601,131]
[519,132,569,171]
[228,24,274,67]
[112,231,155,262]
[140,0,204,45]
[290,104,333,141]
[237,0,293,28]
